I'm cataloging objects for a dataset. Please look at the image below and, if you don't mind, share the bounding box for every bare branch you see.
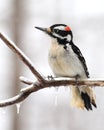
[0,32,45,83]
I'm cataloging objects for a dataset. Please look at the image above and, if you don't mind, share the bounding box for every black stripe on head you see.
[54,29,68,37]
[50,24,67,30]
[50,24,67,37]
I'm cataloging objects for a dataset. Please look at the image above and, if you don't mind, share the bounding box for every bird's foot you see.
[75,74,80,87]
[47,75,54,80]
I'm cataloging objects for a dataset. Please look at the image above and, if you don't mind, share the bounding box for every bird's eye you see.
[54,29,59,33]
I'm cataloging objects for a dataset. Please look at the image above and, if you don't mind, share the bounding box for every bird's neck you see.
[57,37,73,46]
[57,38,67,45]
[51,38,74,47]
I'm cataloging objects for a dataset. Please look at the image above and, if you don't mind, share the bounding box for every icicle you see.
[54,87,59,106]
[55,94,58,106]
[55,87,59,92]
[65,86,70,92]
[16,103,21,114]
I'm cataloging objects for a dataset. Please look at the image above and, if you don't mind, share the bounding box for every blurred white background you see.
[0,0,104,130]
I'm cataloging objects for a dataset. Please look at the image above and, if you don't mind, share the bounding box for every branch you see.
[0,78,104,107]
[20,76,104,87]
[19,76,34,85]
[0,32,45,83]
[0,32,104,107]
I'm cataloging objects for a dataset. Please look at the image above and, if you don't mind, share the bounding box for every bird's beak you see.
[35,26,51,35]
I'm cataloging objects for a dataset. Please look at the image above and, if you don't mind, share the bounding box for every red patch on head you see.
[65,26,71,31]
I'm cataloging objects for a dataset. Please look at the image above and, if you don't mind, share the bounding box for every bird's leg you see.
[75,74,80,87]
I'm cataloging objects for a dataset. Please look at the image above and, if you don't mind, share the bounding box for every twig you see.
[0,32,104,107]
[19,76,34,85]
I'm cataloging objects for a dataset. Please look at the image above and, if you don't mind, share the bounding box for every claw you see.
[47,75,54,80]
[75,74,80,87]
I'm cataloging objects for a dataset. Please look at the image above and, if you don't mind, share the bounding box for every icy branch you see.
[0,32,104,107]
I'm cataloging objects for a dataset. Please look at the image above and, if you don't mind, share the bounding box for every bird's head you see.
[35,24,73,43]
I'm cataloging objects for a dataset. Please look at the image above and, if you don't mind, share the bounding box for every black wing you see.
[71,42,90,78]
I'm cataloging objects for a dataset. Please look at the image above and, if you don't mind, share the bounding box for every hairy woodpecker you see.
[35,24,97,110]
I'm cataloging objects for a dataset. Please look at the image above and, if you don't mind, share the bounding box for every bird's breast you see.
[48,42,86,78]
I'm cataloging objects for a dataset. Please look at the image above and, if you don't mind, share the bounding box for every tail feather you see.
[81,92,92,110]
[70,86,97,110]
[92,99,97,108]
[70,86,85,109]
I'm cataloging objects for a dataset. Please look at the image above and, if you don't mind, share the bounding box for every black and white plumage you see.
[35,24,96,110]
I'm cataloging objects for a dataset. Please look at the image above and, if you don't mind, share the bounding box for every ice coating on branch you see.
[16,103,21,114]
[54,87,59,106]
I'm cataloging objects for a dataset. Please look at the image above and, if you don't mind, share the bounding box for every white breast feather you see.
[48,40,86,78]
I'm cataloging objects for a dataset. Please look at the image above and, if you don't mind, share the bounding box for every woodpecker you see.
[35,24,97,110]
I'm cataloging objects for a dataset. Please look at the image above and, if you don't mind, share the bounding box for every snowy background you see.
[0,0,104,130]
